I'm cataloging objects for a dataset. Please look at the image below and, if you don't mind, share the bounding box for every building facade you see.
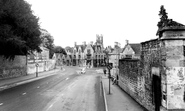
[72,34,105,67]
[120,40,141,59]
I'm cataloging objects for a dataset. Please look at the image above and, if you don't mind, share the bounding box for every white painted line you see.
[49,104,53,108]
[0,103,3,106]
[22,92,26,95]
[66,78,69,80]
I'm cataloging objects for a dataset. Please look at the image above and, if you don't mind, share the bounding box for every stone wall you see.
[27,59,56,74]
[0,56,27,79]
[118,39,162,111]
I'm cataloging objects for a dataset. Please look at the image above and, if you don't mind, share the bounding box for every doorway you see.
[152,75,161,111]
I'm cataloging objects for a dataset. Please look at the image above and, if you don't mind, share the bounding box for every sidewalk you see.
[101,75,147,111]
[0,67,65,91]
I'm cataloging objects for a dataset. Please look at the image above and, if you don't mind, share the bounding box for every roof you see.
[65,46,73,53]
[74,45,87,52]
[55,53,63,59]
[129,44,141,55]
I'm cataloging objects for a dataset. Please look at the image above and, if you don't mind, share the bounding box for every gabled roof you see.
[129,44,141,55]
[55,53,63,59]
[65,46,73,53]
[74,45,87,52]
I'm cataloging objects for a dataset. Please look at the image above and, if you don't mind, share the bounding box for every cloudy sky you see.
[25,0,185,48]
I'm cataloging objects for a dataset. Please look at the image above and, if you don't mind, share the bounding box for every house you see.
[92,34,105,67]
[72,34,105,67]
[65,46,73,66]
[27,46,49,63]
[53,53,63,66]
[120,40,141,59]
[83,42,94,68]
[72,42,86,66]
[111,42,122,68]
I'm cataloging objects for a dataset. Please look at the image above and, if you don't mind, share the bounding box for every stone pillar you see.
[159,27,185,110]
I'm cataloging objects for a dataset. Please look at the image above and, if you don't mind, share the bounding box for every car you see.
[81,68,86,74]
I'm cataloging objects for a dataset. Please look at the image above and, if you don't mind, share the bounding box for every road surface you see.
[0,66,105,111]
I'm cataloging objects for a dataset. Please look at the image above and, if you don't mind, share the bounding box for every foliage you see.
[54,46,67,55]
[40,29,54,58]
[157,5,168,31]
[156,5,184,36]
[0,0,42,60]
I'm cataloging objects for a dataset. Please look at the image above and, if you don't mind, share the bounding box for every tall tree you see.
[40,29,54,58]
[0,0,42,60]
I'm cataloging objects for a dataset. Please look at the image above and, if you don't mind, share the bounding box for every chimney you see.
[114,42,118,48]
[125,40,129,45]
[83,41,86,46]
[100,34,103,44]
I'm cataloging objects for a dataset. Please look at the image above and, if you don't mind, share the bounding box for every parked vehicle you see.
[81,67,86,74]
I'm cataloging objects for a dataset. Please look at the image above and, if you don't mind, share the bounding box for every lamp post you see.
[36,63,39,77]
[106,53,112,94]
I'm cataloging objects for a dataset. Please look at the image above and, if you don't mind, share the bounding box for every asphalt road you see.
[0,66,105,111]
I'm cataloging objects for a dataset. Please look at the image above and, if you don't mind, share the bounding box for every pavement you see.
[0,67,65,92]
[101,74,147,111]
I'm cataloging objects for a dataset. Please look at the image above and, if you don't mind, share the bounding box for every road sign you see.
[36,63,39,67]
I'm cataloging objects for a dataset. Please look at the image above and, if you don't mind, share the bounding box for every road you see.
[0,66,105,111]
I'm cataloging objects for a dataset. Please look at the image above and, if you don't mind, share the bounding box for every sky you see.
[25,0,185,48]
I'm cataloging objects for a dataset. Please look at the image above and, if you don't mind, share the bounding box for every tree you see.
[0,0,42,60]
[157,5,168,31]
[54,46,67,55]
[156,5,184,37]
[40,29,54,58]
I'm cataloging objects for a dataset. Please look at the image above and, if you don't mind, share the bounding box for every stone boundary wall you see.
[27,59,56,74]
[118,59,155,111]
[0,56,27,79]
[118,39,160,111]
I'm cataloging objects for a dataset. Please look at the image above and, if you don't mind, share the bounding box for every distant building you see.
[72,34,105,67]
[64,46,73,66]
[111,42,122,68]
[120,40,141,59]
[27,46,49,63]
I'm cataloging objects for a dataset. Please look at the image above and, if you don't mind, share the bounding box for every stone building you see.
[72,42,86,66]
[64,46,73,66]
[72,34,105,67]
[120,40,141,59]
[92,34,105,67]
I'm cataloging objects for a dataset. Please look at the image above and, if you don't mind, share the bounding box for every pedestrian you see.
[103,68,107,76]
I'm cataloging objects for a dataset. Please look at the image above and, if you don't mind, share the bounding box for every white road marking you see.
[49,104,53,108]
[66,78,69,80]
[46,94,64,111]
[22,92,26,95]
[0,103,3,106]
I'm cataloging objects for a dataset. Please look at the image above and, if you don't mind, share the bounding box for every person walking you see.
[103,68,107,76]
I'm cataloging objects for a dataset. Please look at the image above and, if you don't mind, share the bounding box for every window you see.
[125,55,132,58]
[87,49,91,54]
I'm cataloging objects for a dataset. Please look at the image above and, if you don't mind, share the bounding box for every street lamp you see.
[106,53,112,94]
[35,63,39,77]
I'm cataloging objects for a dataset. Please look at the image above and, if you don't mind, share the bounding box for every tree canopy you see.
[40,29,55,58]
[0,0,42,60]
[54,46,67,55]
